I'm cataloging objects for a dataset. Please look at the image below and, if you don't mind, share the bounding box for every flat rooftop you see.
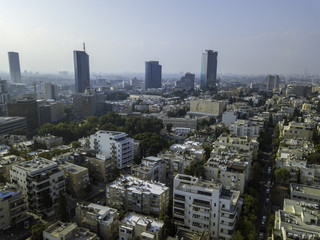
[122,212,163,232]
[291,183,320,197]
[109,175,168,195]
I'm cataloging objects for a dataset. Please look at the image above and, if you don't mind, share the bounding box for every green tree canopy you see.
[274,168,290,185]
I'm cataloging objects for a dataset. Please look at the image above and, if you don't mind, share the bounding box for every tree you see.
[233,230,245,240]
[56,192,69,222]
[31,223,46,240]
[71,141,81,148]
[274,168,290,185]
[166,123,173,134]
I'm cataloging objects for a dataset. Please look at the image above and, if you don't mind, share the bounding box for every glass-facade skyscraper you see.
[200,50,218,90]
[8,52,22,83]
[74,50,90,93]
[145,61,162,89]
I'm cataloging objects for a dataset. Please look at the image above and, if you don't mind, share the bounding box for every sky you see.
[1,0,320,75]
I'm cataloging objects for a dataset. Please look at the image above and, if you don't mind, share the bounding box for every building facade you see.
[200,50,218,90]
[0,183,28,230]
[10,158,65,215]
[74,50,90,93]
[8,52,22,83]
[145,61,162,89]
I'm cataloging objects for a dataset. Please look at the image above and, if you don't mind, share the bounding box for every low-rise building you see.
[76,203,119,240]
[33,135,63,148]
[119,212,164,240]
[43,221,98,240]
[173,174,242,239]
[161,117,198,130]
[90,131,134,169]
[274,198,320,239]
[0,183,28,230]
[85,155,115,183]
[10,158,65,215]
[131,156,166,183]
[106,175,169,216]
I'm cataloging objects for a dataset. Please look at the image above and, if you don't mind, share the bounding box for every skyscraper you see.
[145,61,162,89]
[74,47,90,93]
[8,52,22,83]
[266,75,279,93]
[200,50,218,90]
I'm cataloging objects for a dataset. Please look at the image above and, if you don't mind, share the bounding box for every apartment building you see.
[158,151,196,175]
[229,119,263,138]
[290,183,320,204]
[119,212,164,240]
[106,175,169,216]
[56,160,89,198]
[0,183,28,230]
[161,117,199,130]
[90,130,134,169]
[10,158,65,215]
[76,203,119,240]
[204,158,248,195]
[281,121,313,141]
[131,156,166,183]
[173,174,242,239]
[85,155,115,183]
[43,221,98,240]
[274,199,320,239]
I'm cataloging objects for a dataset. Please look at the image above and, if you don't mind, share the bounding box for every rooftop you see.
[109,175,168,195]
[122,212,163,232]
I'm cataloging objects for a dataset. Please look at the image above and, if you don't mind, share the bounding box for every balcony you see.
[173,201,185,209]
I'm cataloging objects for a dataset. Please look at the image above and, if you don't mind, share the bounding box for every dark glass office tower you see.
[74,50,90,93]
[145,61,162,89]
[8,52,22,83]
[200,50,218,90]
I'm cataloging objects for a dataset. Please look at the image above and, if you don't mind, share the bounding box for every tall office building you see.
[44,83,58,99]
[145,61,162,89]
[266,74,279,93]
[8,52,22,83]
[74,46,90,93]
[200,50,218,90]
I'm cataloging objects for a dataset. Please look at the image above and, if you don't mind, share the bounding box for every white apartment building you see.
[90,130,134,169]
[106,175,169,216]
[10,158,65,215]
[229,119,263,138]
[173,174,242,239]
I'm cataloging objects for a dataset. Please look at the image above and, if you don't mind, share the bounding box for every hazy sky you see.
[1,0,320,75]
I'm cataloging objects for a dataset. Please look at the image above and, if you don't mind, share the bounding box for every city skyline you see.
[1,1,320,75]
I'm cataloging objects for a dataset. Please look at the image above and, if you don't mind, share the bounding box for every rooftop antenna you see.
[83,43,86,52]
